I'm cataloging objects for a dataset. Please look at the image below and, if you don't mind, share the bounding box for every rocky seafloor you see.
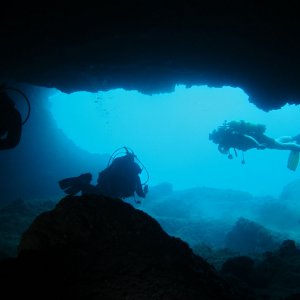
[0,183,300,299]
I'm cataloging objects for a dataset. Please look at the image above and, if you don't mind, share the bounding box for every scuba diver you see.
[59,147,149,203]
[209,120,300,169]
[96,147,148,200]
[0,84,30,150]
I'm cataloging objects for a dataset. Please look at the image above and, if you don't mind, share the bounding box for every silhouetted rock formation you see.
[224,217,280,254]
[0,195,238,300]
[0,198,56,259]
[221,239,300,299]
[2,2,300,109]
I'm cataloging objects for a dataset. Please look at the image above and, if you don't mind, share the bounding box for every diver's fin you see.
[58,177,82,195]
[58,177,79,190]
[287,150,300,171]
[63,184,82,196]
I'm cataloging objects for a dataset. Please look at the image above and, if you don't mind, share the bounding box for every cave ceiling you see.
[1,1,300,110]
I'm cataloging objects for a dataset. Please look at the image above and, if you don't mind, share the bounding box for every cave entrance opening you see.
[48,84,300,197]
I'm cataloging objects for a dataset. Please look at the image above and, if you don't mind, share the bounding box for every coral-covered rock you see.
[1,195,238,300]
[220,240,300,299]
[224,217,280,254]
[221,256,255,281]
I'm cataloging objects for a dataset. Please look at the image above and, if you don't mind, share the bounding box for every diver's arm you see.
[135,176,146,198]
[243,134,265,149]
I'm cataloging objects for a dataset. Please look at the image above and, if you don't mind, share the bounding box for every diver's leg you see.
[274,140,300,151]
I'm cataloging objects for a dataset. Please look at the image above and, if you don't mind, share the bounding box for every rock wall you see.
[1,2,300,110]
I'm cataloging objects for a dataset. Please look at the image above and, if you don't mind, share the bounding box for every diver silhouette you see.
[0,84,30,150]
[59,147,149,203]
[209,120,300,168]
[96,147,148,201]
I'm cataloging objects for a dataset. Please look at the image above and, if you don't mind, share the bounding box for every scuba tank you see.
[102,146,150,202]
[107,146,150,186]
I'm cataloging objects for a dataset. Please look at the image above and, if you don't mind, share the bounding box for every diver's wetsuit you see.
[0,91,22,149]
[97,154,146,198]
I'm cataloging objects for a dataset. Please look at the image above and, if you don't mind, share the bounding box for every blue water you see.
[48,85,300,198]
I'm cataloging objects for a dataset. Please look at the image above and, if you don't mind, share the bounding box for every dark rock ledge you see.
[0,195,238,300]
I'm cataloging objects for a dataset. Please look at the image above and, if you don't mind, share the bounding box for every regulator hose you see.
[4,86,31,125]
[107,146,150,185]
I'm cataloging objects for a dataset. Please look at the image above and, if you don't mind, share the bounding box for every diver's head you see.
[125,152,136,161]
[218,144,229,154]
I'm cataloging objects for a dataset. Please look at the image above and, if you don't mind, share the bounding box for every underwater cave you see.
[1,2,300,299]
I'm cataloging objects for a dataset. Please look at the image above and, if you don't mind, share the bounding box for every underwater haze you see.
[2,83,300,259]
[49,85,300,198]
[2,84,300,299]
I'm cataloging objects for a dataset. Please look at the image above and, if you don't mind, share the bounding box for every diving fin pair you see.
[58,173,92,195]
[287,150,300,171]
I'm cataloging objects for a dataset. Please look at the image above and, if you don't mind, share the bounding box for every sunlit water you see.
[48,85,300,198]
